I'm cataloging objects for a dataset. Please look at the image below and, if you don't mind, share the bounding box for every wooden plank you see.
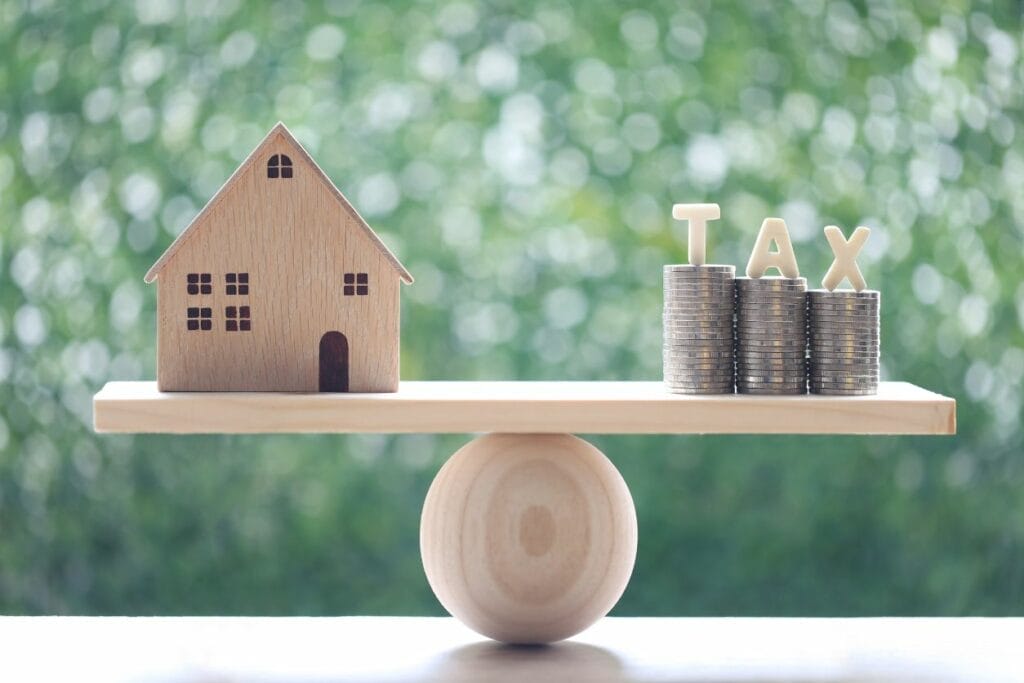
[0,616,1018,682]
[93,380,956,435]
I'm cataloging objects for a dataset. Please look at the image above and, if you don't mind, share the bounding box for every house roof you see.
[144,122,413,284]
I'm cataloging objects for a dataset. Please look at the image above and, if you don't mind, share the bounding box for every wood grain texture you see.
[420,434,637,644]
[93,380,957,435]
[147,123,410,392]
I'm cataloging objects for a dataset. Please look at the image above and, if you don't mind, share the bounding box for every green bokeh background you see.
[1,1,1022,615]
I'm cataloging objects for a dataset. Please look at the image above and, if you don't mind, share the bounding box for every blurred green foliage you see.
[1,0,1022,616]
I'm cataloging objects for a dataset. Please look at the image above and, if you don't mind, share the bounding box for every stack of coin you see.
[807,290,880,395]
[734,276,808,394]
[663,264,735,394]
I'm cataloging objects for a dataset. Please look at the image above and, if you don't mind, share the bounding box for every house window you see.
[226,272,249,295]
[267,154,293,179]
[344,273,368,296]
[226,306,251,332]
[187,273,212,295]
[187,307,212,331]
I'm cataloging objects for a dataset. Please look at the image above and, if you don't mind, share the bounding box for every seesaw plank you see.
[93,381,955,435]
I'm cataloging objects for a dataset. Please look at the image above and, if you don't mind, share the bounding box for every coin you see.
[807,288,880,296]
[663,264,737,270]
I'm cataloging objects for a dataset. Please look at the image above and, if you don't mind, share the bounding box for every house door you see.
[319,331,349,392]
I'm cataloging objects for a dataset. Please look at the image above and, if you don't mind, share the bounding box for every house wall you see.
[155,137,401,392]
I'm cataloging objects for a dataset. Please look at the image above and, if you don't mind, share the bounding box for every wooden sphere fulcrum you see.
[420,433,638,644]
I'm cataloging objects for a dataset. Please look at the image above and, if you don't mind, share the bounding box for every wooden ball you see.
[420,433,637,644]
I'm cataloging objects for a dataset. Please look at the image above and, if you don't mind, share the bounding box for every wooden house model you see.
[145,122,413,393]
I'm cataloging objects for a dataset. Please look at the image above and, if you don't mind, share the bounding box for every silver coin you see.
[808,328,879,336]
[810,317,880,326]
[738,340,807,349]
[665,337,735,344]
[737,345,807,352]
[736,330,807,339]
[808,328,880,336]
[735,276,807,285]
[809,370,879,377]
[663,289,735,295]
[738,387,807,395]
[664,368,735,376]
[737,387,807,394]
[737,320,808,328]
[736,301,808,308]
[664,379,736,388]
[665,373,736,380]
[809,337,879,346]
[809,384,878,393]
[809,338,879,344]
[737,368,803,374]
[664,337,734,344]
[808,298,879,307]
[664,264,735,272]
[664,300,735,308]
[737,385,807,394]
[663,317,734,324]
[664,273,735,280]
[666,388,736,395]
[663,357,734,365]
[809,386,878,392]
[808,335,879,343]
[664,365,735,374]
[664,366,735,373]
[808,316,879,324]
[664,378,735,386]
[808,357,880,365]
[808,377,879,385]
[807,287,880,295]
[737,361,807,367]
[809,357,878,365]
[809,333,879,341]
[663,317,737,325]
[807,290,880,299]
[735,292,809,300]
[809,385,878,394]
[664,324,735,331]
[665,379,736,388]
[808,301,879,311]
[737,309,806,317]
[737,372,807,381]
[664,362,734,370]
[663,357,735,366]
[663,349,735,358]
[665,387,735,394]
[737,313,808,319]
[808,326,879,334]
[664,335,735,343]
[808,307,879,315]
[809,390,876,396]
[808,376,879,384]
[809,348,878,356]
[737,318,807,326]
[665,368,735,376]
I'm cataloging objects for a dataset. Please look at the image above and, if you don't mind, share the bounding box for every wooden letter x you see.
[822,225,870,291]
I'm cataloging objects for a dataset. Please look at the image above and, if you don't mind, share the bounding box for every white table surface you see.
[1,616,1021,682]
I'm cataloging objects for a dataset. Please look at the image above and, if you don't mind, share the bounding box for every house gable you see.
[144,122,412,285]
